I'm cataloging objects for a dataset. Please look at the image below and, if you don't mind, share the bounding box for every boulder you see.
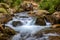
[44,11,60,25]
[12,21,23,27]
[0,24,16,35]
[0,14,12,24]
[0,24,16,40]
[20,1,33,11]
[35,17,46,26]
[35,10,49,16]
[52,11,60,24]
[20,1,38,11]
[28,10,49,17]
[44,15,56,25]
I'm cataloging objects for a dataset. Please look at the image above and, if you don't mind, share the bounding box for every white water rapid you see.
[5,12,58,40]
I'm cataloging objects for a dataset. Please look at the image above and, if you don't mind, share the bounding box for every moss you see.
[0,8,8,14]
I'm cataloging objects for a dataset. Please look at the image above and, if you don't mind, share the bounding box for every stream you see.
[5,12,59,40]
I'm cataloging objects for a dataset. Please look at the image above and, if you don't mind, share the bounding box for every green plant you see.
[39,0,60,13]
[10,0,22,11]
[11,0,22,7]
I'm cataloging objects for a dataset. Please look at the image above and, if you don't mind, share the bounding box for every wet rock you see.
[43,28,60,34]
[35,17,46,26]
[51,24,60,28]
[12,21,23,27]
[0,24,16,35]
[52,11,60,24]
[33,31,43,38]
[28,10,49,26]
[0,14,12,24]
[44,11,60,25]
[0,24,16,40]
[28,10,49,17]
[4,27,16,35]
[44,15,56,25]
[49,36,60,40]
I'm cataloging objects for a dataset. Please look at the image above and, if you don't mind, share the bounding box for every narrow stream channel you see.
[5,12,58,40]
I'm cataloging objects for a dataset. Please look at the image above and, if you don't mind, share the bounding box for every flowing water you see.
[5,12,59,40]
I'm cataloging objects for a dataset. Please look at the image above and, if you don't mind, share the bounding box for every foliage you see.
[11,0,22,11]
[39,0,60,13]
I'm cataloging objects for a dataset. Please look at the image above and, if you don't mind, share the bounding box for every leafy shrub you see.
[11,0,22,7]
[39,0,60,13]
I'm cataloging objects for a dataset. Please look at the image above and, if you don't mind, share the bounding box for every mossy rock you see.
[0,8,8,14]
[0,3,9,9]
[0,32,10,40]
[4,27,16,35]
